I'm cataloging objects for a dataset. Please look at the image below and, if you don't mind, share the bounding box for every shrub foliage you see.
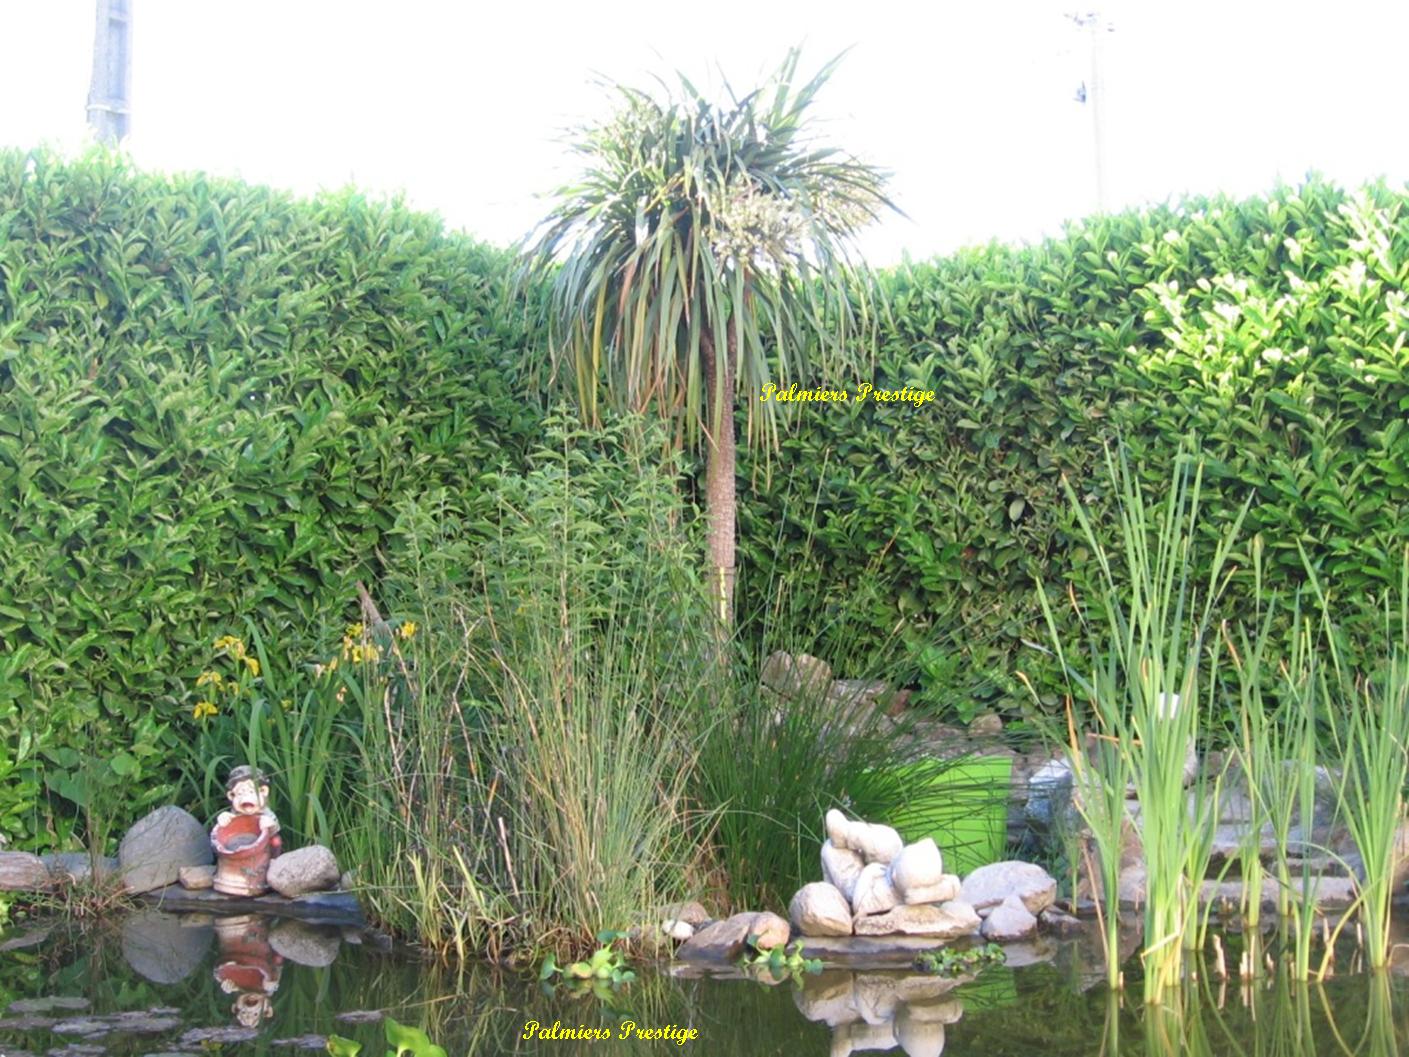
[739,177,1409,716]
[0,149,536,848]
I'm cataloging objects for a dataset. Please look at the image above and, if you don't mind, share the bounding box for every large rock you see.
[678,910,788,961]
[760,651,832,699]
[961,861,1056,916]
[851,862,899,916]
[1024,758,1078,835]
[826,809,903,865]
[821,840,865,901]
[749,911,792,950]
[980,894,1038,941]
[118,806,211,894]
[0,852,51,891]
[43,853,118,886]
[658,900,710,927]
[852,900,980,939]
[266,845,340,897]
[677,914,753,962]
[790,882,853,937]
[886,839,954,905]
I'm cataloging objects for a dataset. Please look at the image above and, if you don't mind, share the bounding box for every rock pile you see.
[789,810,980,942]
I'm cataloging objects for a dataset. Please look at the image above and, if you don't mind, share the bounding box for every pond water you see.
[2,911,1408,1056]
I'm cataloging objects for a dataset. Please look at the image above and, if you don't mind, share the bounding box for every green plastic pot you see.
[882,754,1013,878]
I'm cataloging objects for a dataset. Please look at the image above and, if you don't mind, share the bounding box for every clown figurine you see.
[211,765,282,896]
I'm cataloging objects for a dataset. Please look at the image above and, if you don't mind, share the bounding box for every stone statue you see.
[211,765,281,897]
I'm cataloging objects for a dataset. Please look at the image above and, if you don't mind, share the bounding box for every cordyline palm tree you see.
[522,50,892,628]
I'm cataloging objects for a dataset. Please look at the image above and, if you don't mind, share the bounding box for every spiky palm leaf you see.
[522,49,892,622]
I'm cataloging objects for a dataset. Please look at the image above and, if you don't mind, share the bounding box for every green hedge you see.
[0,150,538,848]
[738,177,1409,719]
[5,151,1407,850]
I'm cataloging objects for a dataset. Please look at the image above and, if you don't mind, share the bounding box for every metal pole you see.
[1088,14,1108,212]
[87,0,132,147]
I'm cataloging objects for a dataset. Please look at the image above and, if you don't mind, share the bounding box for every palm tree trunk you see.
[702,329,737,629]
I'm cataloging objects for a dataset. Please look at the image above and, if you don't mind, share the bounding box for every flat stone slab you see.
[137,885,364,926]
[790,935,980,969]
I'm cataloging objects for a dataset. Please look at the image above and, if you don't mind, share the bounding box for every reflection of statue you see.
[213,914,283,1027]
[211,766,282,897]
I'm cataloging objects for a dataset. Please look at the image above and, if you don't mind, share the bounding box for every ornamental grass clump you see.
[1036,445,1247,1003]
[1308,548,1409,972]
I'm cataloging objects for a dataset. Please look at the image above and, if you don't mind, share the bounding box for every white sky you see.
[2,0,1407,265]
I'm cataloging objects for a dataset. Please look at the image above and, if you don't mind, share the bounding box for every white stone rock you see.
[980,893,1038,941]
[851,862,899,916]
[887,839,948,905]
[266,845,340,897]
[178,865,215,890]
[790,882,854,937]
[821,840,865,902]
[826,809,903,865]
[960,860,1057,916]
[748,911,792,950]
[662,919,695,941]
[852,900,981,939]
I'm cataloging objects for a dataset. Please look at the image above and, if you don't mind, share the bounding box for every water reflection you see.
[212,914,283,1026]
[5,915,1409,1056]
[795,971,961,1057]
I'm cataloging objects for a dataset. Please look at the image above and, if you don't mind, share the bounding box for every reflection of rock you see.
[894,1003,950,1057]
[121,909,212,984]
[794,972,859,1026]
[791,882,854,937]
[119,806,212,894]
[269,919,342,967]
[266,845,340,897]
[799,972,963,1057]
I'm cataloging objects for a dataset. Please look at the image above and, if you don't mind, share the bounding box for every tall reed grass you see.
[1036,446,1246,1003]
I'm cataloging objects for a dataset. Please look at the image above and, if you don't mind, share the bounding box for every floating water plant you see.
[913,942,1006,976]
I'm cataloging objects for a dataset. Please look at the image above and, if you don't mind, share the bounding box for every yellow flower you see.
[195,670,222,688]
[398,621,418,639]
[350,644,364,664]
[213,635,247,660]
[346,622,365,639]
[244,656,260,678]
[192,700,218,721]
[363,643,381,663]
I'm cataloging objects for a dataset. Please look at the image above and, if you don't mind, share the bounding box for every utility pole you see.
[87,0,132,147]
[1070,11,1112,212]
